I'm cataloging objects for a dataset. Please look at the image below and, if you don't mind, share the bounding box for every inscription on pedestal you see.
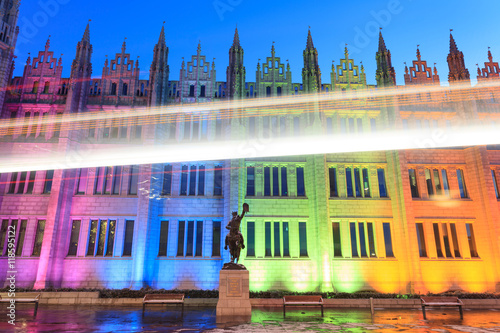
[227,277,242,297]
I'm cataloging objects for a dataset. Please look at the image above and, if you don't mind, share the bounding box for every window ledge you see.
[419,257,481,261]
[156,257,222,260]
[64,256,133,260]
[334,257,398,261]
[245,196,308,200]
[245,256,310,260]
[329,197,391,200]
[412,198,473,202]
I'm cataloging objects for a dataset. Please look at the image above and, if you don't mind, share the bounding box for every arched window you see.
[117,57,121,65]
[145,89,147,97]
[189,85,195,97]
[279,67,283,74]
[62,83,67,94]
[124,57,127,63]
[189,65,193,73]
[127,64,131,71]
[47,55,51,62]
[122,83,128,96]
[193,59,197,67]
[222,91,225,97]
[112,63,116,71]
[40,55,44,62]
[111,83,117,95]
[136,90,140,96]
[94,82,98,95]
[349,62,353,70]
[295,86,298,95]
[43,81,50,94]
[250,85,253,97]
[173,84,176,96]
[266,86,271,97]
[275,61,279,68]
[218,85,222,97]
[141,83,145,96]
[264,67,268,74]
[277,87,282,96]
[204,65,208,73]
[353,69,358,76]
[98,89,101,95]
[32,81,39,94]
[200,85,206,97]
[50,62,54,69]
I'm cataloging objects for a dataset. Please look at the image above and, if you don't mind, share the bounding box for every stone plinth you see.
[216,268,251,323]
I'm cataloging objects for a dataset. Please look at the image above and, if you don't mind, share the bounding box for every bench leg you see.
[142,303,145,317]
[181,303,184,318]
[422,305,426,320]
[34,302,38,317]
[459,305,463,320]
[283,304,286,318]
[321,304,324,317]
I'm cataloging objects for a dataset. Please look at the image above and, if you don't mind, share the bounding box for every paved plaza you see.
[1,305,500,332]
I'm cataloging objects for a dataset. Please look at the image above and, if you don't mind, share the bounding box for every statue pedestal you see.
[216,268,251,323]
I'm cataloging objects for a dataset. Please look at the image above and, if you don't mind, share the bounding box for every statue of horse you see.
[224,203,249,264]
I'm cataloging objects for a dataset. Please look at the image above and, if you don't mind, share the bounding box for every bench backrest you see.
[143,294,184,301]
[0,292,40,300]
[283,295,323,303]
[421,296,461,303]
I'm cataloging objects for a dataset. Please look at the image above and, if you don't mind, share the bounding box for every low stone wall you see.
[13,293,500,309]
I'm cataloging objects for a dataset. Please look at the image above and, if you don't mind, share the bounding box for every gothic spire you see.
[45,35,51,50]
[232,26,240,48]
[416,45,421,61]
[378,29,387,53]
[306,28,314,49]
[82,20,91,43]
[449,30,458,54]
[158,23,165,44]
[122,37,127,53]
[488,47,493,62]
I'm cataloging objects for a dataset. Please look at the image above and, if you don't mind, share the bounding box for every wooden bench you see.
[283,295,324,317]
[0,292,40,317]
[421,296,464,320]
[142,294,184,316]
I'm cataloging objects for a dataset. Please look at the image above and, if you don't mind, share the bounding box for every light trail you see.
[0,123,499,173]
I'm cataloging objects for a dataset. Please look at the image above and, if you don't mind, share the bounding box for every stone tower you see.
[375,30,396,87]
[65,22,93,113]
[0,0,20,116]
[149,25,169,107]
[302,29,321,93]
[226,27,245,99]
[447,32,470,84]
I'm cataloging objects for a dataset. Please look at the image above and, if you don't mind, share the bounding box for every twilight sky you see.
[15,0,500,86]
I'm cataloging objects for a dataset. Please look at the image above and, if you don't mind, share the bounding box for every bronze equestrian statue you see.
[224,203,249,265]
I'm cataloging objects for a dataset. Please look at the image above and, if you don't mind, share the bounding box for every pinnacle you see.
[82,20,90,43]
[449,32,459,54]
[158,24,165,44]
[306,29,314,49]
[232,26,240,48]
[378,30,387,53]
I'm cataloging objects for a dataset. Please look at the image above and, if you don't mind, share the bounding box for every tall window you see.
[177,220,203,257]
[383,223,394,257]
[77,169,88,194]
[123,220,134,256]
[31,220,46,257]
[273,222,281,256]
[408,169,419,198]
[15,220,27,256]
[177,221,185,256]
[457,169,468,199]
[265,222,271,257]
[264,167,271,196]
[465,223,479,257]
[43,170,54,194]
[281,167,288,196]
[247,167,255,196]
[346,167,370,198]
[0,220,9,255]
[87,220,98,256]
[162,165,172,196]
[492,170,499,199]
[416,223,427,257]
[105,220,116,256]
[158,221,169,256]
[298,222,308,257]
[128,165,139,195]
[17,172,27,194]
[282,222,290,257]
[377,169,388,197]
[272,167,279,196]
[180,165,188,195]
[198,166,205,196]
[7,172,17,194]
[27,172,36,194]
[195,221,203,256]
[112,166,122,195]
[212,221,221,257]
[214,165,223,196]
[246,221,255,257]
[189,166,197,195]
[332,222,342,257]
[96,220,107,256]
[425,169,434,196]
[296,167,305,197]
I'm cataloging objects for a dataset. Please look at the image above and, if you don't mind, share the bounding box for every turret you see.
[149,24,170,107]
[447,31,470,84]
[226,27,245,99]
[375,29,396,87]
[302,28,321,93]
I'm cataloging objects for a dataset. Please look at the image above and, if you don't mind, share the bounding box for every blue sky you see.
[15,0,500,86]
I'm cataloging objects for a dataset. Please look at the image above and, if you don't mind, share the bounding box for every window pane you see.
[96,220,107,256]
[212,221,221,257]
[349,118,355,133]
[433,223,443,257]
[282,222,289,257]
[450,223,460,258]
[457,169,468,198]
[272,167,280,196]
[16,172,27,194]
[77,169,88,194]
[362,169,370,198]
[357,118,363,133]
[370,118,376,132]
[433,169,442,195]
[346,168,354,197]
[358,223,367,257]
[299,222,308,257]
[281,167,288,196]
[416,223,427,257]
[180,165,188,195]
[123,220,134,256]
[350,222,358,257]
[329,168,338,197]
[94,167,104,194]
[105,220,116,256]
[332,222,342,257]
[441,170,449,196]
[103,167,112,194]
[492,170,499,199]
[354,168,362,197]
[32,220,46,257]
[195,221,203,256]
[0,219,9,255]
[162,165,172,196]
[425,169,434,196]
[68,220,81,256]
[189,166,197,195]
[26,171,36,194]
[198,166,205,196]
[273,222,281,256]
[409,169,419,198]
[128,166,138,195]
[177,221,185,256]
[247,167,255,196]
[383,223,394,257]
[44,170,54,194]
[265,222,271,257]
[87,220,98,256]
[15,220,27,256]
[8,172,17,193]
[466,223,479,257]
[214,165,223,196]
[377,169,387,197]
[158,221,169,256]
[297,167,305,196]
[367,222,376,257]
[112,166,122,195]
[441,224,452,257]
[246,221,255,257]
[186,221,194,256]
[264,167,271,196]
